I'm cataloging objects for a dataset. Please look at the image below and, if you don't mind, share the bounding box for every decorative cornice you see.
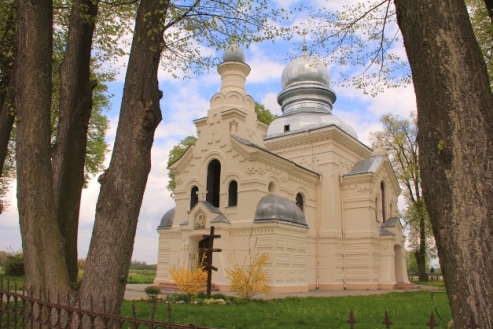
[265,125,372,160]
[193,117,207,127]
[221,108,247,121]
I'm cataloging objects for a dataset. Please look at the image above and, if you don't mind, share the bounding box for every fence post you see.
[347,310,356,329]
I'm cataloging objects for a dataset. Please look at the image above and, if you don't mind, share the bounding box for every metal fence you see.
[1,280,482,329]
[0,282,218,329]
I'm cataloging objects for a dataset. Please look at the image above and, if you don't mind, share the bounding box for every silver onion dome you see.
[264,43,358,140]
[281,54,330,89]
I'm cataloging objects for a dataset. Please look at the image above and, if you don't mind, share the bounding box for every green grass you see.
[122,291,452,329]
[414,280,446,288]
[126,269,156,284]
[0,275,25,290]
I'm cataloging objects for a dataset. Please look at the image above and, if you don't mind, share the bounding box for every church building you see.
[154,44,409,292]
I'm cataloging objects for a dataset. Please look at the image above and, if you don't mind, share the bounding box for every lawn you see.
[123,291,452,329]
[126,269,156,284]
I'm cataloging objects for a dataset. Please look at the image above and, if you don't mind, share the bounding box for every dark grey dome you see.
[254,195,307,227]
[158,207,175,228]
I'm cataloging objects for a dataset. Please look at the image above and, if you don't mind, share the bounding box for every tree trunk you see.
[0,81,15,179]
[416,202,428,282]
[79,0,164,315]
[395,0,493,327]
[0,0,16,179]
[52,0,99,283]
[16,0,70,298]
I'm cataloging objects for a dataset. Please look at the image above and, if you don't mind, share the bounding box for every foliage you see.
[167,135,198,192]
[0,250,9,266]
[294,1,410,96]
[130,260,157,271]
[225,238,271,301]
[168,264,207,298]
[121,291,452,328]
[4,252,24,277]
[144,286,161,301]
[255,102,277,125]
[406,250,431,276]
[403,201,436,257]
[77,258,86,270]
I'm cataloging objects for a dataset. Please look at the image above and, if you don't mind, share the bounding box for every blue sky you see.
[0,0,417,263]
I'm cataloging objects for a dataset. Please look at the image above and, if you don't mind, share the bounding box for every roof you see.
[231,134,319,176]
[254,194,308,228]
[382,217,402,228]
[211,214,231,224]
[158,207,175,229]
[344,155,385,177]
[193,201,222,214]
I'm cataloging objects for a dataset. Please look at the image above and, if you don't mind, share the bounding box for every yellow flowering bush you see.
[168,265,207,298]
[225,252,271,300]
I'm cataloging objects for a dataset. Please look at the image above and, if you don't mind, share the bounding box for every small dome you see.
[223,43,245,63]
[282,55,330,89]
[158,207,175,228]
[254,195,307,227]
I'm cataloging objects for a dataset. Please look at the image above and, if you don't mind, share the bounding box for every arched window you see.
[228,180,238,207]
[296,193,304,212]
[190,186,199,210]
[206,159,221,207]
[380,181,386,223]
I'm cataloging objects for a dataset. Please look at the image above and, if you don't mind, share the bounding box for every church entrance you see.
[198,237,211,269]
[394,245,406,283]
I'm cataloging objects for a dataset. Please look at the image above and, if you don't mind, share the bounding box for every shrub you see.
[144,286,161,301]
[5,253,24,276]
[168,265,207,298]
[225,252,271,300]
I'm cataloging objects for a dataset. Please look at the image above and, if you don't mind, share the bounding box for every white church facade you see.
[153,44,409,293]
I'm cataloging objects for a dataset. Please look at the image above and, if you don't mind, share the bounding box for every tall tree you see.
[372,113,434,282]
[51,0,100,283]
[0,0,16,213]
[394,0,493,326]
[16,0,71,297]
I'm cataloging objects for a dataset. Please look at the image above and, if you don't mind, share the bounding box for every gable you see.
[344,154,400,196]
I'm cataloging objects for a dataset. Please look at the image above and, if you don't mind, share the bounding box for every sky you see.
[0,0,418,264]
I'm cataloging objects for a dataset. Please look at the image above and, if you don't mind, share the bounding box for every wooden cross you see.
[202,226,222,297]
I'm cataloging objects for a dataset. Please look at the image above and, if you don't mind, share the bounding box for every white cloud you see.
[247,45,286,84]
[260,92,282,115]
